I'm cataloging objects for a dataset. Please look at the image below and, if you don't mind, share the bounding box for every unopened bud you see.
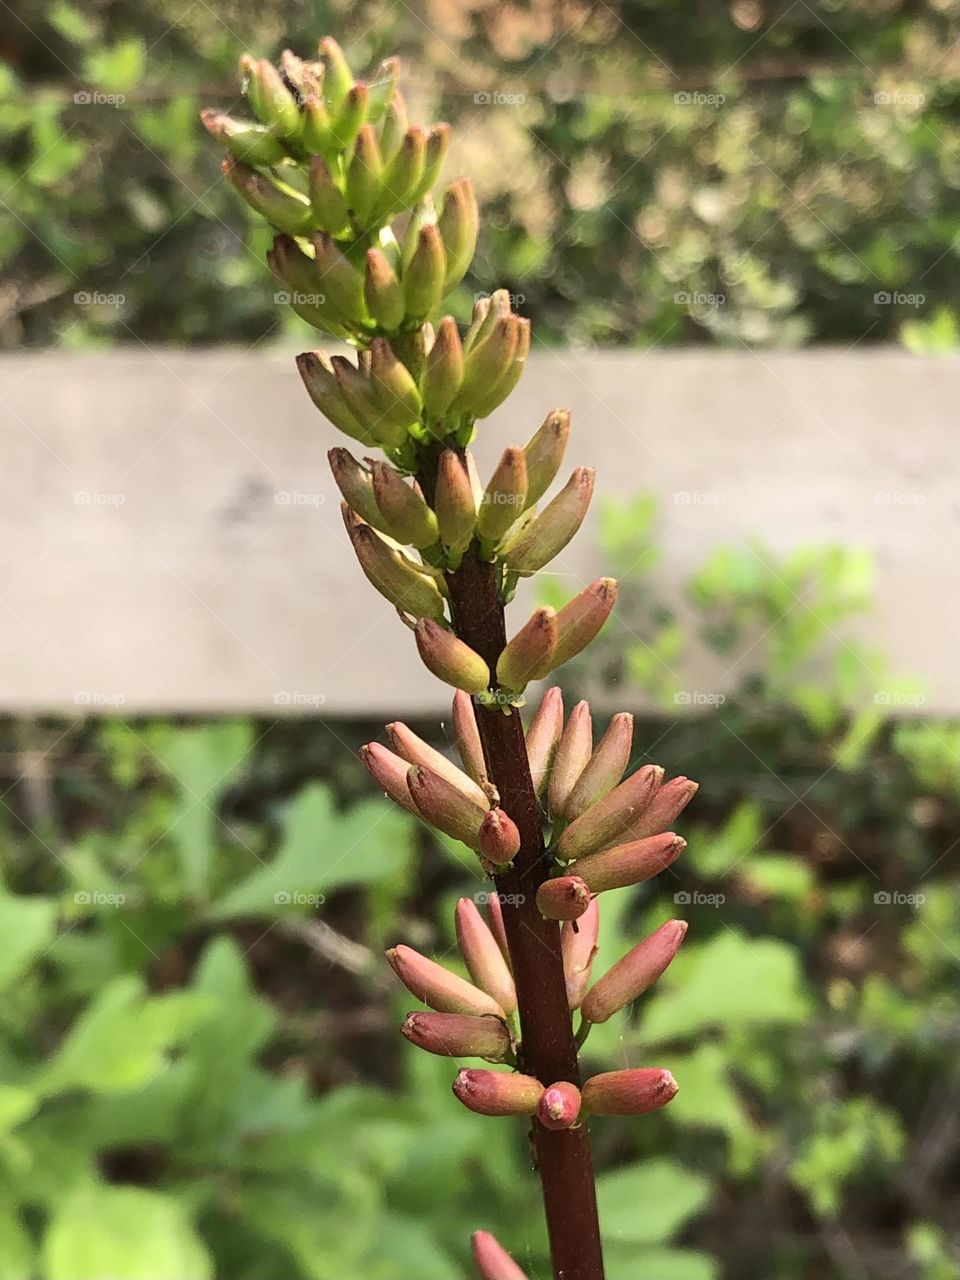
[387,944,504,1017]
[471,1232,530,1280]
[328,448,385,530]
[298,352,374,443]
[403,224,447,322]
[551,577,619,669]
[620,775,699,842]
[343,507,446,620]
[371,463,437,549]
[470,317,530,420]
[477,808,521,866]
[538,1081,582,1130]
[407,763,489,847]
[414,619,490,695]
[330,82,368,150]
[535,875,591,921]
[453,1069,543,1117]
[438,177,479,288]
[243,56,300,138]
[477,447,529,545]
[523,410,571,509]
[369,338,422,428]
[548,700,593,821]
[309,155,350,234]
[364,249,405,330]
[332,356,406,450]
[455,897,517,1015]
[555,764,664,862]
[377,126,427,217]
[408,123,451,205]
[345,123,382,221]
[365,57,401,121]
[301,95,332,152]
[318,36,353,112]
[360,742,421,816]
[525,686,564,799]
[401,1010,512,1061]
[504,468,595,576]
[312,232,367,327]
[581,920,688,1024]
[496,608,558,693]
[574,832,686,895]
[435,449,477,557]
[378,93,409,164]
[454,317,520,416]
[224,160,312,236]
[200,110,286,166]
[452,689,486,784]
[386,720,488,808]
[563,712,634,822]
[582,1067,678,1116]
[421,316,465,418]
[562,898,599,1010]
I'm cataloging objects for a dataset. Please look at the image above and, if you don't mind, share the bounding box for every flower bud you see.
[365,56,400,121]
[453,1069,543,1117]
[345,123,382,220]
[523,409,571,509]
[496,608,558,693]
[377,126,427,217]
[407,763,489,847]
[438,177,479,288]
[371,464,438,549]
[386,720,488,808]
[312,232,367,327]
[562,898,599,1010]
[477,448,529,545]
[269,238,351,337]
[420,316,465,418]
[581,920,688,1024]
[470,317,530,420]
[403,224,447,322]
[435,449,477,558]
[378,93,408,163]
[536,876,591,921]
[409,123,451,205]
[581,1067,678,1116]
[574,832,686,895]
[471,1232,529,1280]
[301,95,332,152]
[452,689,486,784]
[332,356,406,451]
[369,338,422,428]
[308,156,351,234]
[343,506,446,620]
[455,897,517,1015]
[330,82,368,149]
[388,944,504,1017]
[364,249,405,330]
[298,352,374,443]
[538,1081,582,1130]
[223,160,313,236]
[487,892,512,969]
[242,56,300,138]
[361,742,422,816]
[319,36,353,112]
[477,808,521,866]
[551,577,619,669]
[401,1010,512,1061]
[555,764,664,862]
[454,317,520,416]
[563,713,634,822]
[525,686,564,799]
[503,468,595,576]
[414,619,490,695]
[548,700,593,821]
[621,775,699,842]
[328,448,385,529]
[200,110,286,166]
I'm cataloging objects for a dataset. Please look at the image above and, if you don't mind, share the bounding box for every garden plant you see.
[203,38,700,1280]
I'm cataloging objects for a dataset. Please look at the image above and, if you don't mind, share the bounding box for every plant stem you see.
[444,549,606,1280]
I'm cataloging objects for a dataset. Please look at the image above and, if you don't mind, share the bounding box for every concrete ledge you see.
[1,348,956,716]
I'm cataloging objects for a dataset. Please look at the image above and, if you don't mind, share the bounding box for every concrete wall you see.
[1,348,956,716]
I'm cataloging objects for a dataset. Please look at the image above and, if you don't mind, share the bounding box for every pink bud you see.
[538,1081,582,1130]
[452,689,486,784]
[551,577,619,668]
[562,897,599,1010]
[401,1010,512,1061]
[486,892,512,969]
[548,699,593,820]
[496,607,558,692]
[455,898,517,1015]
[563,712,634,821]
[386,944,505,1017]
[525,686,564,799]
[535,875,592,921]
[582,1067,678,1116]
[478,808,521,865]
[555,763,664,861]
[623,775,699,842]
[471,1232,530,1280]
[453,1068,544,1116]
[407,764,489,848]
[415,619,491,695]
[581,920,688,1024]
[360,743,420,816]
[575,832,686,895]
[386,720,488,808]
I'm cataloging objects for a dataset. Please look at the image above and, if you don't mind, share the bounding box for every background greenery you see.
[2,1,959,1278]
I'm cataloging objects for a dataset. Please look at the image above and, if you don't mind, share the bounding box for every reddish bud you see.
[563,712,634,821]
[387,945,504,1017]
[386,720,488,808]
[452,689,486,785]
[455,897,517,1015]
[536,875,592,921]
[581,920,688,1024]
[525,686,564,799]
[471,1232,530,1280]
[551,577,619,669]
[623,775,699,842]
[453,1068,543,1116]
[575,832,686,895]
[407,764,489,847]
[360,742,420,816]
[401,1010,512,1061]
[496,607,558,692]
[562,898,600,1010]
[538,1081,582,1130]
[548,699,593,821]
[478,808,521,865]
[555,764,664,861]
[582,1067,678,1116]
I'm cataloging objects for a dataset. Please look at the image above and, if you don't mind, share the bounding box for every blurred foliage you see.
[1,0,960,348]
[2,499,960,1277]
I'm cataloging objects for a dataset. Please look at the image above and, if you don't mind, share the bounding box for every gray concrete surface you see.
[1,348,956,716]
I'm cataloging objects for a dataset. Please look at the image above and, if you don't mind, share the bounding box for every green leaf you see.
[0,891,56,990]
[642,931,811,1042]
[83,38,146,93]
[595,1158,711,1245]
[0,1198,32,1280]
[44,1186,212,1280]
[606,1247,719,1280]
[0,1086,37,1134]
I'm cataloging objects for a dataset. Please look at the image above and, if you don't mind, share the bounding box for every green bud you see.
[376,126,427,217]
[330,82,368,150]
[469,317,530,419]
[407,763,489,847]
[525,686,564,799]
[319,36,354,113]
[407,123,451,204]
[496,607,558,693]
[328,448,387,529]
[311,232,368,326]
[223,160,313,236]
[551,577,619,668]
[301,96,333,152]
[345,125,383,221]
[548,700,593,821]
[331,355,407,451]
[477,447,528,544]
[437,177,479,288]
[453,316,520,415]
[342,506,446,620]
[200,110,285,166]
[414,619,491,694]
[378,93,409,163]
[364,249,406,329]
[420,316,465,418]
[503,467,595,575]
[242,56,300,139]
[365,57,401,121]
[308,156,350,234]
[464,289,510,353]
[563,712,634,821]
[371,463,438,549]
[403,224,447,322]
[435,448,477,557]
[369,337,422,428]
[297,352,374,443]
[523,409,571,509]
